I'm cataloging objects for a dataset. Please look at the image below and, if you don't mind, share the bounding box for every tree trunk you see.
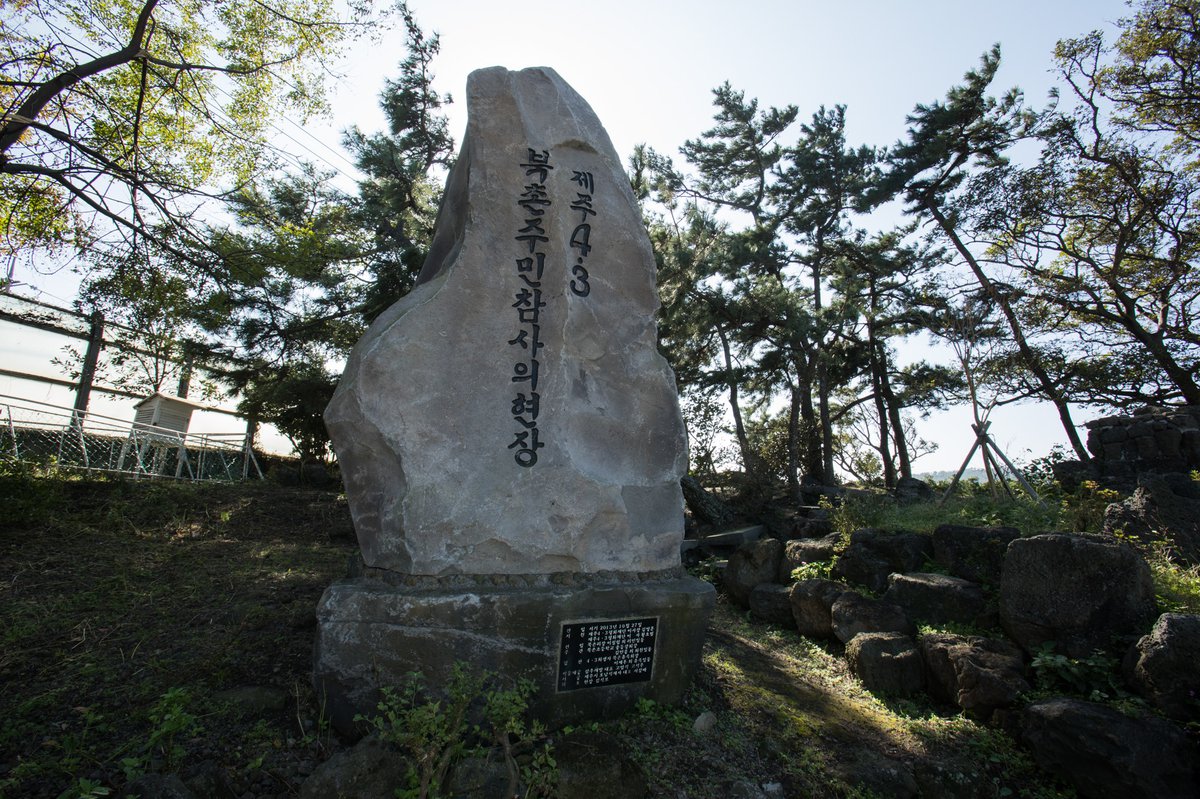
[798,357,822,480]
[926,199,1091,463]
[877,347,912,480]
[1120,315,1200,405]
[817,361,835,485]
[718,326,754,473]
[866,314,896,488]
[811,249,835,484]
[71,310,105,429]
[786,380,802,495]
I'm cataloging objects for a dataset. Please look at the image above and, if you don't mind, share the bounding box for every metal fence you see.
[0,394,263,481]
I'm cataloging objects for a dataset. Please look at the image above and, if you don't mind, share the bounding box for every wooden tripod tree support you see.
[940,421,1042,504]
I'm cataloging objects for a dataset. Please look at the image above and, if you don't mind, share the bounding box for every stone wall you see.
[1085,406,1200,477]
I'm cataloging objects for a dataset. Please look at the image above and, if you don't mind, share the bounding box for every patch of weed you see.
[1146,543,1200,614]
[357,664,555,799]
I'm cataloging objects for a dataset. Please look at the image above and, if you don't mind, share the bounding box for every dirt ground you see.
[0,476,1072,798]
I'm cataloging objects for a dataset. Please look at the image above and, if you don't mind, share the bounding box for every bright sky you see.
[319,0,1134,172]
[8,0,1136,472]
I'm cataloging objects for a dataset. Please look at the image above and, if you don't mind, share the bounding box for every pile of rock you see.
[1085,406,1200,477]
[722,524,1200,799]
[1103,471,1200,564]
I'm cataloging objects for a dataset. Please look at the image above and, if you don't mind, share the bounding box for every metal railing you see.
[0,394,263,481]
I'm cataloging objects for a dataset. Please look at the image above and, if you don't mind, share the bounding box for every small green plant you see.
[0,455,68,528]
[482,675,553,797]
[1021,445,1069,490]
[1030,643,1123,700]
[359,671,472,799]
[145,687,201,771]
[632,697,691,730]
[790,558,835,581]
[55,777,111,799]
[1146,541,1200,614]
[687,557,721,585]
[119,755,145,783]
[1056,480,1121,534]
[520,742,557,799]
[357,664,555,799]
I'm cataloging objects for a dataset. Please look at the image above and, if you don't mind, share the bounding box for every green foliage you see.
[687,557,723,585]
[830,475,1125,540]
[343,5,456,320]
[643,82,884,488]
[1030,644,1125,702]
[633,697,692,731]
[520,743,558,799]
[744,410,793,482]
[146,688,201,771]
[356,665,554,799]
[907,712,1071,799]
[681,389,730,475]
[1110,0,1200,159]
[108,686,202,781]
[1055,480,1121,534]
[0,456,69,529]
[0,0,396,262]
[831,488,1048,536]
[235,357,338,464]
[790,559,836,581]
[55,777,111,799]
[1146,543,1200,614]
[189,8,454,460]
[56,260,214,398]
[961,2,1200,407]
[2,3,452,466]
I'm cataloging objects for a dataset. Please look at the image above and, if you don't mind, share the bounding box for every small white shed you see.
[132,392,206,435]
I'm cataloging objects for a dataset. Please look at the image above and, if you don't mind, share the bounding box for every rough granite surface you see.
[325,67,687,576]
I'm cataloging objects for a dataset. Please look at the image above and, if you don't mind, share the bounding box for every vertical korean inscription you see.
[567,169,595,297]
[557,617,658,692]
[505,157,601,466]
[508,148,552,467]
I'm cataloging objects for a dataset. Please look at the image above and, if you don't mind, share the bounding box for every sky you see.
[314,0,1134,173]
[309,0,1128,474]
[5,0,1137,472]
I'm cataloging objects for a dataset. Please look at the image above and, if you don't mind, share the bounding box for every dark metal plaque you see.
[556,617,658,692]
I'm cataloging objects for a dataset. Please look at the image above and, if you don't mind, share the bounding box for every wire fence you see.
[0,394,263,481]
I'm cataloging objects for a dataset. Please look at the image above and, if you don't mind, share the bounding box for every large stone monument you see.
[314,66,714,732]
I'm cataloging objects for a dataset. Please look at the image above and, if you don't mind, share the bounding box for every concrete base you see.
[313,570,715,735]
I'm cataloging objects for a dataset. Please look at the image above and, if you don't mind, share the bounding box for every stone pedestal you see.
[314,569,714,734]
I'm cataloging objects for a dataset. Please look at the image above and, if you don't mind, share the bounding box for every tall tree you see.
[196,10,455,460]
[781,106,876,482]
[640,85,809,485]
[1108,0,1200,155]
[632,144,759,473]
[652,86,878,490]
[343,4,455,319]
[0,0,397,271]
[830,230,959,486]
[877,46,1092,463]
[966,11,1200,406]
[201,165,369,365]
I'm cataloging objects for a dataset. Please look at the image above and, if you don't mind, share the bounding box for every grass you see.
[826,477,1200,612]
[1147,543,1200,615]
[0,466,355,798]
[829,478,1121,538]
[0,465,1178,799]
[632,600,1078,799]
